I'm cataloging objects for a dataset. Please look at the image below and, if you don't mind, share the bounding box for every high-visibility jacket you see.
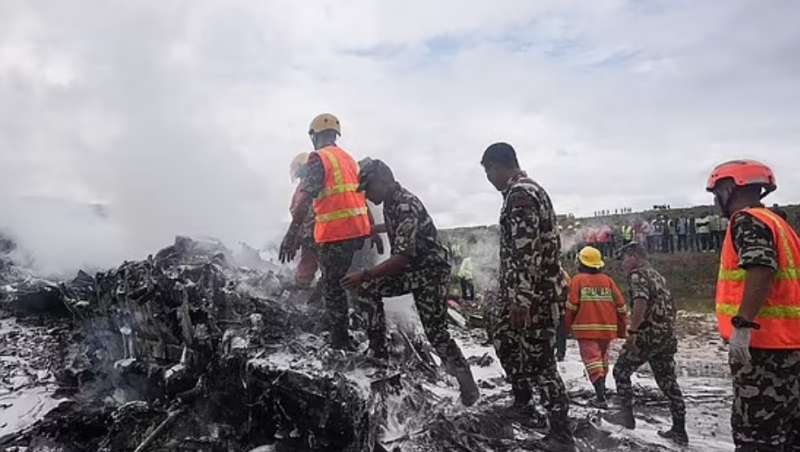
[312,146,372,244]
[716,207,800,349]
[621,225,634,242]
[565,272,628,340]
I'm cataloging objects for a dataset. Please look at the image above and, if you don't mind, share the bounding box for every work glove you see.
[508,304,531,330]
[279,227,300,263]
[729,327,753,365]
[370,233,385,255]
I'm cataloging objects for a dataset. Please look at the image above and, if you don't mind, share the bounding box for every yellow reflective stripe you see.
[319,183,360,199]
[717,303,800,319]
[720,267,800,281]
[316,207,368,224]
[579,296,614,302]
[585,362,606,370]
[572,324,617,331]
[321,149,345,187]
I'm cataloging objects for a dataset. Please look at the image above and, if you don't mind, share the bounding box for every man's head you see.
[706,160,776,218]
[481,142,521,191]
[358,158,395,205]
[618,242,648,273]
[308,113,341,150]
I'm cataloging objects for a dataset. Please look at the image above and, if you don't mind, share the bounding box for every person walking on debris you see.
[279,113,382,350]
[605,242,688,446]
[706,160,800,451]
[565,246,628,409]
[480,142,576,451]
[458,256,476,301]
[341,158,480,406]
[288,152,320,292]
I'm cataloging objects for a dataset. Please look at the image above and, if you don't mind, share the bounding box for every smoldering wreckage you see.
[0,235,734,451]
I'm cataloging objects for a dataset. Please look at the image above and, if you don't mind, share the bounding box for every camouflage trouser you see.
[493,311,570,427]
[317,239,363,345]
[360,267,470,372]
[730,349,800,451]
[613,336,685,426]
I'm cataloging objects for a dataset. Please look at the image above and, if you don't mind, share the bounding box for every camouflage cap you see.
[617,241,648,260]
[358,158,394,191]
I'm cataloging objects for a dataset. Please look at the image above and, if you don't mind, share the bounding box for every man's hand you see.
[371,234,385,255]
[508,304,531,329]
[341,270,368,290]
[624,334,640,355]
[279,228,300,263]
[729,327,753,365]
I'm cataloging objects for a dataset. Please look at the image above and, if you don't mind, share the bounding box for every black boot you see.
[604,403,635,429]
[657,418,688,446]
[512,380,532,407]
[589,379,608,409]
[443,340,479,406]
[542,412,576,452]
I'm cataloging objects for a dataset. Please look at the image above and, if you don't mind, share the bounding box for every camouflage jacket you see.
[628,264,676,343]
[498,172,566,331]
[383,182,450,273]
[731,209,778,270]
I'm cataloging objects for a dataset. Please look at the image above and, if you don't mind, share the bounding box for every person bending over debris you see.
[341,158,480,406]
[480,142,575,451]
[565,246,628,409]
[707,160,800,451]
[605,242,688,446]
[279,113,382,350]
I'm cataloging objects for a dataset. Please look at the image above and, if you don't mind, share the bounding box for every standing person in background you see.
[621,223,634,246]
[676,216,688,252]
[458,256,476,301]
[662,216,676,254]
[646,219,658,253]
[606,243,687,446]
[696,214,711,252]
[481,142,575,451]
[707,160,800,450]
[688,216,697,252]
[709,213,723,251]
[565,247,627,408]
[279,113,380,350]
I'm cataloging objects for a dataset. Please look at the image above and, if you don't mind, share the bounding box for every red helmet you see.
[706,160,776,197]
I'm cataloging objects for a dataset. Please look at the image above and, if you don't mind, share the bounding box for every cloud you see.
[1,0,798,273]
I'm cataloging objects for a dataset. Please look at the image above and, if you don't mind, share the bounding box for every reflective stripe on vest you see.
[716,207,800,349]
[572,324,618,331]
[312,147,372,244]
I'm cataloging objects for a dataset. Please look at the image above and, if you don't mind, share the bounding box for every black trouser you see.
[460,278,475,301]
[677,234,687,252]
[661,235,674,254]
[555,316,567,361]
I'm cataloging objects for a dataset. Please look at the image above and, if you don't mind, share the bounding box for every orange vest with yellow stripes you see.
[567,273,628,340]
[312,146,372,244]
[716,207,800,349]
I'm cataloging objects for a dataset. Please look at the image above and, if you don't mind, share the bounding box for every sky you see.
[1,0,799,273]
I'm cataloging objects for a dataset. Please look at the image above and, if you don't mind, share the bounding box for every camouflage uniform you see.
[613,264,685,427]
[728,212,800,451]
[298,154,364,345]
[359,183,471,376]
[493,172,571,436]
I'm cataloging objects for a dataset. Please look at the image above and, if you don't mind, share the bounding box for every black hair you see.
[481,142,520,169]
[578,264,601,274]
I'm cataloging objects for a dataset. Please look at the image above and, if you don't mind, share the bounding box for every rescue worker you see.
[481,142,575,451]
[565,246,627,409]
[288,153,319,289]
[341,159,480,406]
[605,242,687,446]
[279,113,381,349]
[458,256,476,301]
[706,160,800,450]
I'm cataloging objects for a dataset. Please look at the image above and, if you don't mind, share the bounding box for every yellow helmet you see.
[578,246,605,269]
[308,113,341,136]
[290,152,310,181]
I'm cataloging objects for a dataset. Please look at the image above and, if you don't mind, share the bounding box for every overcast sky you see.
[1,0,799,272]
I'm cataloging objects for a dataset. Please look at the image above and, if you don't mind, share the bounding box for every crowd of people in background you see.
[562,203,797,260]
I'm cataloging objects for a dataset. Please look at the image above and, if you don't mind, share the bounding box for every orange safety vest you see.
[716,207,800,349]
[312,146,372,244]
[566,273,628,340]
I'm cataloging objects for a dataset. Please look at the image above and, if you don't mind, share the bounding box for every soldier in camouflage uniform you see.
[707,160,800,451]
[480,143,575,451]
[279,115,381,349]
[606,242,688,445]
[342,159,479,405]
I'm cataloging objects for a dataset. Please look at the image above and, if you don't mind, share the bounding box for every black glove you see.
[279,227,301,263]
[371,234,385,255]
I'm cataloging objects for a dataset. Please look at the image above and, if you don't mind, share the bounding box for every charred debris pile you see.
[0,236,460,452]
